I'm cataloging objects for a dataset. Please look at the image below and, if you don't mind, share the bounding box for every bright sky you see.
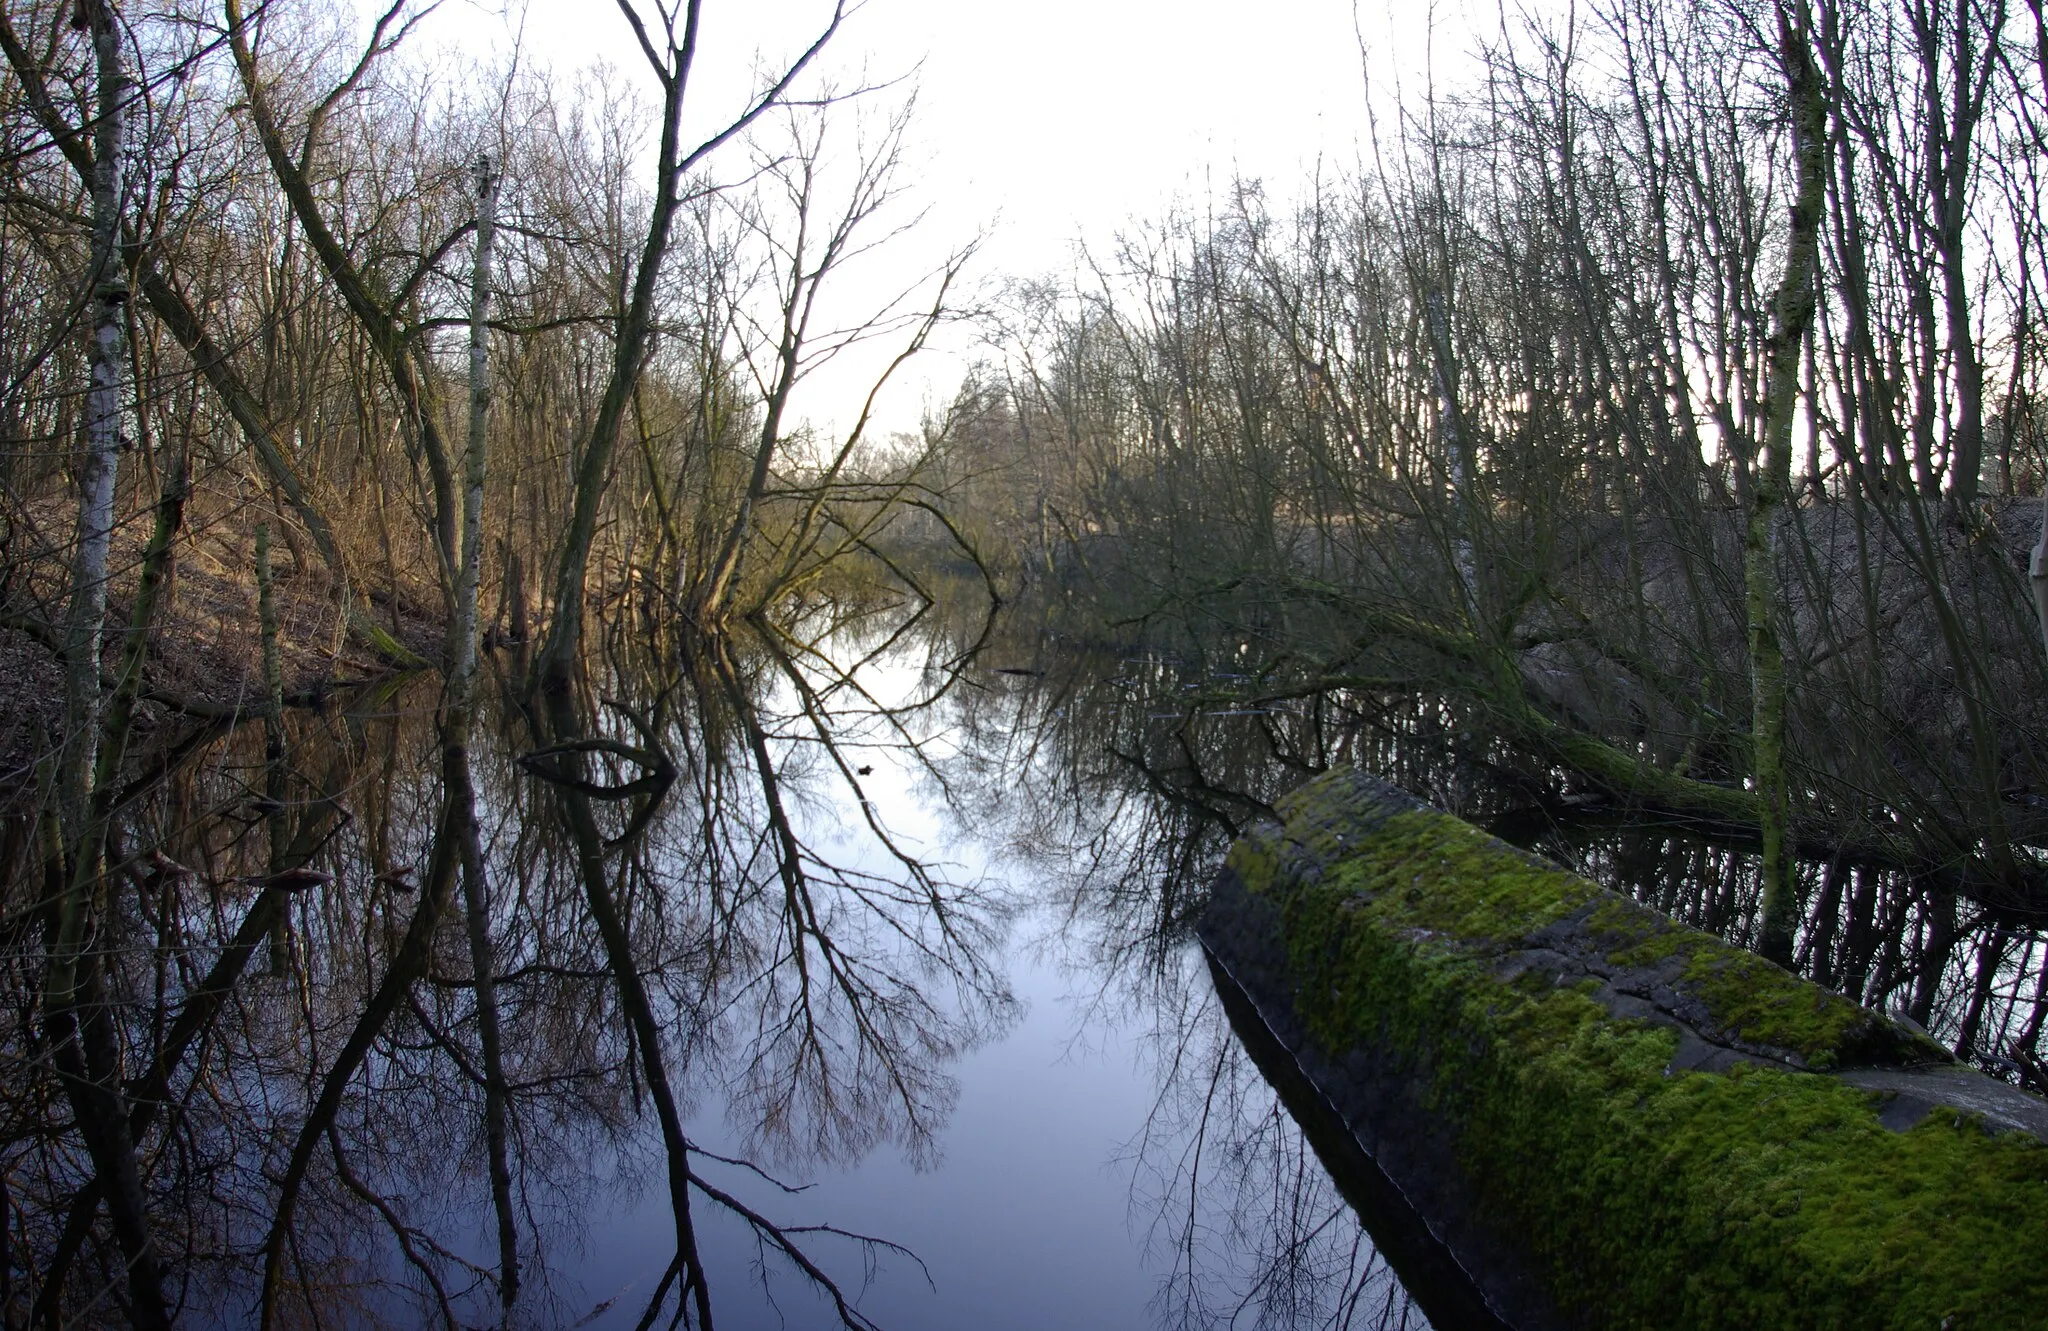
[388,0,1507,441]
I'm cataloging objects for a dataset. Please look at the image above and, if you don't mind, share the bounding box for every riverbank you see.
[0,507,442,801]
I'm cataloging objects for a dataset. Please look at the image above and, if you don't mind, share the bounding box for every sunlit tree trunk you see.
[0,7,429,669]
[224,0,462,606]
[540,0,845,671]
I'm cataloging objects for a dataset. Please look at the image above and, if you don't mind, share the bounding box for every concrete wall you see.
[1200,768,2048,1330]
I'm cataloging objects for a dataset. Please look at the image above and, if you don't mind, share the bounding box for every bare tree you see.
[537,0,847,686]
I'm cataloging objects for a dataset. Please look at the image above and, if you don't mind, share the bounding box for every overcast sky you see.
[389,0,1503,440]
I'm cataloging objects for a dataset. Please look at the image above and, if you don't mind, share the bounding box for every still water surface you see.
[544,612,1427,1329]
[15,590,2039,1328]
[6,597,1426,1328]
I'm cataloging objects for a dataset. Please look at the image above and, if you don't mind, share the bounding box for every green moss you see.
[1224,836,1282,897]
[1680,948,1946,1068]
[1304,807,1599,943]
[1229,772,2048,1329]
[1587,895,1697,966]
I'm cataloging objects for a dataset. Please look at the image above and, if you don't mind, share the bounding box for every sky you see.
[379,0,1505,441]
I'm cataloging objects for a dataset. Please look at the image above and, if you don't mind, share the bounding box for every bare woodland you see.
[946,0,2048,965]
[4,0,2048,1324]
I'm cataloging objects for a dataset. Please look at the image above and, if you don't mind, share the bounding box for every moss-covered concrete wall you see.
[1199,768,2048,1330]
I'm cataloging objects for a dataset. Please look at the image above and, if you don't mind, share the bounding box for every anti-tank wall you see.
[1200,768,2048,1330]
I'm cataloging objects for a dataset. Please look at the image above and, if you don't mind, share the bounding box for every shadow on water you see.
[10,588,2042,1328]
[1203,954,1506,1331]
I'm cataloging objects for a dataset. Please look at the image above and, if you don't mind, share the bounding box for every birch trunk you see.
[58,0,130,843]
[44,8,174,1322]
[454,154,498,699]
[0,9,426,668]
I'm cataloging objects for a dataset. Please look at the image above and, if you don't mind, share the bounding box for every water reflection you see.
[27,590,2030,1329]
[1126,953,1424,1331]
[1034,620,2048,1082]
[2,595,1434,1329]
[938,626,1429,1330]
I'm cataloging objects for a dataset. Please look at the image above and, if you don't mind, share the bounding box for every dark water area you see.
[6,589,2043,1328]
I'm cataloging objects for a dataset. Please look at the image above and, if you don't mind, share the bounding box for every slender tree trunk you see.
[58,0,130,844]
[1954,924,2007,1059]
[1918,0,1998,513]
[1425,290,1477,613]
[695,329,795,626]
[224,0,462,598]
[2028,7,2048,660]
[40,451,186,1331]
[539,4,702,686]
[39,10,171,1322]
[259,803,463,1328]
[534,681,714,1328]
[451,153,520,1312]
[256,524,292,975]
[1753,0,1830,967]
[2031,487,2048,658]
[0,9,426,668]
[453,156,498,696]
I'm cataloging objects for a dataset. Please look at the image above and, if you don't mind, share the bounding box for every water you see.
[9,589,2042,1328]
[2,599,1428,1329]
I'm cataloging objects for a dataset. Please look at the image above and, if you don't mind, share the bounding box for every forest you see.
[3,0,2048,1325]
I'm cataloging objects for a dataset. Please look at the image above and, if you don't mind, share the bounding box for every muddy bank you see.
[1200,768,2048,1330]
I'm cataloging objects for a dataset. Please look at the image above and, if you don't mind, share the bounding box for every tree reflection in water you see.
[939,633,1429,1330]
[995,612,2048,1082]
[48,584,2042,1329]
[2,595,1030,1328]
[1115,953,1422,1331]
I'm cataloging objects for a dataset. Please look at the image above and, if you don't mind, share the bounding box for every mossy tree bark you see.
[1751,0,1830,967]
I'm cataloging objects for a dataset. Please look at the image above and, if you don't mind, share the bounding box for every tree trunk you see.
[1752,1,1830,968]
[58,0,131,844]
[0,7,426,668]
[1425,290,1477,614]
[452,152,520,1310]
